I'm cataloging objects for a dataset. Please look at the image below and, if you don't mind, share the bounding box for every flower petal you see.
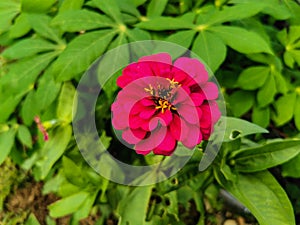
[174,57,208,84]
[153,130,177,155]
[202,82,219,100]
[181,125,202,149]
[122,128,147,144]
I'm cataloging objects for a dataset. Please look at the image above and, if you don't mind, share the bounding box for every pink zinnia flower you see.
[111,53,221,156]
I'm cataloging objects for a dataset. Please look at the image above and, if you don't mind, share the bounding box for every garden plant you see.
[0,0,300,225]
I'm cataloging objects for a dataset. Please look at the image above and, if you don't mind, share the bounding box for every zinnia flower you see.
[111,53,221,156]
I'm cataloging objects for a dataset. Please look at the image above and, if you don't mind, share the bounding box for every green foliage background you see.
[1,0,300,224]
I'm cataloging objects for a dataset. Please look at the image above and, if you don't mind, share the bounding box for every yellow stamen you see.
[155,99,176,113]
[167,78,181,88]
[144,84,154,95]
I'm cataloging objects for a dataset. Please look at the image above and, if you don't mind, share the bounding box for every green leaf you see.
[48,192,89,218]
[272,93,296,126]
[27,14,63,44]
[117,186,153,225]
[25,213,41,225]
[21,0,56,13]
[204,4,263,25]
[2,38,58,59]
[210,26,273,54]
[21,91,38,125]
[237,66,270,90]
[0,128,16,165]
[9,13,31,38]
[0,94,23,123]
[294,95,300,130]
[34,125,72,180]
[0,1,21,34]
[51,10,114,32]
[153,30,196,59]
[228,90,255,117]
[214,117,268,142]
[192,30,226,72]
[230,0,292,20]
[63,157,85,186]
[222,171,295,225]
[273,70,288,94]
[59,0,84,12]
[17,125,32,148]
[251,105,270,128]
[282,153,300,178]
[136,16,195,31]
[147,0,168,18]
[257,74,276,107]
[57,82,76,123]
[52,30,116,81]
[1,52,58,95]
[230,140,300,172]
[92,0,123,23]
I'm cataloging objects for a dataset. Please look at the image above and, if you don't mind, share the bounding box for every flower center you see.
[144,78,180,113]
[155,98,176,113]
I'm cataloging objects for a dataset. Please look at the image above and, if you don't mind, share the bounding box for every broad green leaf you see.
[273,70,288,94]
[63,156,85,186]
[257,74,276,107]
[0,128,16,165]
[222,171,295,225]
[230,0,291,20]
[228,90,255,117]
[212,117,268,143]
[210,26,273,54]
[282,153,300,178]
[71,193,98,224]
[27,14,63,44]
[21,91,38,125]
[294,95,300,130]
[136,16,195,31]
[34,69,61,112]
[237,66,270,90]
[2,38,58,59]
[21,0,56,13]
[0,94,23,123]
[57,82,75,123]
[147,0,168,18]
[0,1,21,34]
[153,30,196,59]
[204,4,263,25]
[34,125,72,180]
[1,51,58,95]
[230,140,300,172]
[92,0,123,23]
[17,125,32,148]
[126,28,152,57]
[272,93,296,126]
[252,105,270,128]
[116,0,141,18]
[117,186,153,225]
[48,192,89,218]
[25,214,41,225]
[192,30,226,72]
[52,30,116,81]
[59,0,84,12]
[51,10,114,32]
[9,13,31,38]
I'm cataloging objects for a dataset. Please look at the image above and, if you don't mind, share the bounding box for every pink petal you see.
[201,82,219,100]
[157,110,173,126]
[153,130,177,155]
[181,125,202,149]
[139,107,157,119]
[189,93,204,106]
[122,128,147,144]
[177,104,200,125]
[174,57,208,84]
[139,53,172,65]
[170,114,181,140]
[135,126,167,152]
